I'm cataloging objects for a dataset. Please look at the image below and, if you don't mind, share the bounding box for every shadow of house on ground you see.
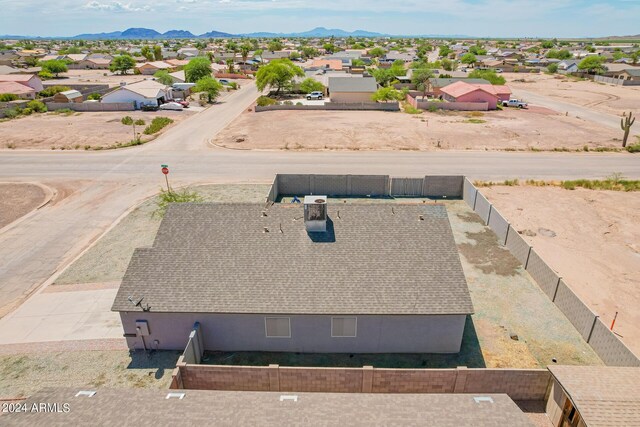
[126,350,182,380]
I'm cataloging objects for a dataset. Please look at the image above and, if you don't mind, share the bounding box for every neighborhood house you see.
[112,201,474,354]
[101,80,171,108]
[327,76,378,103]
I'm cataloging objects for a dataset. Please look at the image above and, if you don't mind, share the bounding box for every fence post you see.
[524,247,533,269]
[269,364,280,391]
[362,366,374,392]
[454,366,468,393]
[551,277,561,302]
[486,204,493,226]
[586,316,599,343]
[504,223,510,246]
[472,189,479,210]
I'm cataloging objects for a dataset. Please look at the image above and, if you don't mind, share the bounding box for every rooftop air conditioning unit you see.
[304,196,327,232]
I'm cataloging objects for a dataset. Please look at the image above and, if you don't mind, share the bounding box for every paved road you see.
[0,80,639,322]
[511,88,622,130]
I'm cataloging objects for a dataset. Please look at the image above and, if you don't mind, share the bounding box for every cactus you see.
[621,111,635,147]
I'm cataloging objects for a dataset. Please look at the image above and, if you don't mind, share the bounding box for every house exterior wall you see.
[330,91,375,103]
[454,91,498,109]
[101,88,163,107]
[119,312,467,354]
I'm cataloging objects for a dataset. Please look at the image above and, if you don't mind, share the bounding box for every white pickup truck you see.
[502,99,528,108]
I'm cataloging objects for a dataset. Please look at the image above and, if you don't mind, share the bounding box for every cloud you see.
[84,1,152,12]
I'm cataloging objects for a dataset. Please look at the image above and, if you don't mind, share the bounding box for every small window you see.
[332,317,357,337]
[265,317,291,338]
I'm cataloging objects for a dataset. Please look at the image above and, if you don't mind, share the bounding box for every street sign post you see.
[161,164,170,192]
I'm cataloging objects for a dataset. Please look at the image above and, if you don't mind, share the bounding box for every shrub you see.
[20,107,33,115]
[143,117,174,135]
[134,119,145,126]
[87,93,102,100]
[282,100,294,105]
[626,143,640,153]
[228,82,239,90]
[154,188,204,217]
[256,96,277,107]
[121,116,134,125]
[0,93,18,102]
[3,108,20,119]
[39,85,71,97]
[26,100,47,113]
[38,71,54,80]
[427,103,438,113]
[52,108,74,116]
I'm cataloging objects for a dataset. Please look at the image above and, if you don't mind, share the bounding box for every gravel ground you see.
[0,350,180,398]
[54,184,270,285]
[0,183,46,229]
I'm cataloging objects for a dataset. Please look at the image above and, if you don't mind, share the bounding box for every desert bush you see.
[26,100,47,113]
[39,85,71,97]
[154,188,204,217]
[626,143,640,153]
[121,116,134,125]
[143,117,174,135]
[3,108,20,119]
[256,96,277,107]
[0,93,18,102]
[20,107,33,115]
[134,119,145,126]
[87,93,102,100]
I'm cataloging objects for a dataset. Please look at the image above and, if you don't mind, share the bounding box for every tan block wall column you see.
[454,366,468,392]
[269,364,280,391]
[362,366,374,392]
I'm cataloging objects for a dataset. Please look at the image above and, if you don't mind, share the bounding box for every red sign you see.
[161,167,169,175]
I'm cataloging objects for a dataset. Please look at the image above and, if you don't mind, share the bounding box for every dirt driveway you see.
[212,108,621,151]
[0,183,47,228]
[481,185,640,357]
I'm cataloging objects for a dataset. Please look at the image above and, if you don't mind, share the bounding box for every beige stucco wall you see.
[330,92,375,103]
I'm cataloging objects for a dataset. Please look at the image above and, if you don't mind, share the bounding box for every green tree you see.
[267,39,283,52]
[439,45,452,57]
[109,55,136,75]
[547,63,559,74]
[368,47,386,58]
[323,43,337,54]
[578,56,606,74]
[255,58,304,95]
[468,69,506,85]
[184,57,212,83]
[412,68,434,100]
[371,87,404,102]
[153,45,163,61]
[154,70,174,85]
[195,77,223,103]
[300,78,324,94]
[239,42,252,62]
[460,53,477,66]
[300,46,318,58]
[469,45,487,55]
[0,93,18,102]
[140,46,154,61]
[546,49,572,59]
[441,58,455,71]
[540,40,554,49]
[39,59,68,77]
[226,59,235,73]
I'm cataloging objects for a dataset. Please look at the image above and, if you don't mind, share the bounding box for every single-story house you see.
[0,50,19,65]
[112,202,474,354]
[261,51,291,62]
[0,81,37,99]
[168,70,186,83]
[53,89,83,103]
[4,388,535,426]
[0,73,44,92]
[311,59,343,71]
[546,365,640,427]
[558,60,579,73]
[328,76,378,103]
[440,81,499,109]
[76,57,112,69]
[475,84,512,102]
[165,59,189,68]
[177,47,200,58]
[0,65,20,74]
[135,61,174,75]
[614,68,640,81]
[429,78,490,96]
[101,80,170,108]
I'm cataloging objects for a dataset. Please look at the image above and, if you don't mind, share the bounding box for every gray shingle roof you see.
[3,388,534,427]
[549,365,640,427]
[328,76,378,93]
[112,203,473,316]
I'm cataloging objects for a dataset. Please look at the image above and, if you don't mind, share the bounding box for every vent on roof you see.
[473,396,494,404]
[75,390,97,397]
[304,196,327,232]
[279,395,298,402]
[166,392,185,400]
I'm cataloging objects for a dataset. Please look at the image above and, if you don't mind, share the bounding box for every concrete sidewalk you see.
[0,288,122,344]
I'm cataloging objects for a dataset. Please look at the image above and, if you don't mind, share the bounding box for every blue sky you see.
[0,0,639,38]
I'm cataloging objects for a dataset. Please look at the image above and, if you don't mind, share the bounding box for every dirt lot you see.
[0,350,180,398]
[0,110,190,150]
[482,185,640,357]
[506,72,640,117]
[212,108,621,151]
[0,183,47,229]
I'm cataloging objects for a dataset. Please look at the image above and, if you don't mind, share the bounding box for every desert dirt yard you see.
[212,108,622,151]
[481,185,640,357]
[0,110,190,150]
[0,183,47,228]
[505,72,640,117]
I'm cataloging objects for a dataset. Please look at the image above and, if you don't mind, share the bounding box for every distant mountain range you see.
[0,27,469,40]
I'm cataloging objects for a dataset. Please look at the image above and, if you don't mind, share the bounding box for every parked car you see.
[306,91,324,100]
[140,104,159,111]
[495,68,503,73]
[171,98,189,108]
[219,79,230,85]
[159,102,184,111]
[502,99,528,109]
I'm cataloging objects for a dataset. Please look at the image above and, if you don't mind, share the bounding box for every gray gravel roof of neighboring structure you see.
[112,203,473,315]
[2,388,534,427]
[328,76,378,93]
[548,365,640,427]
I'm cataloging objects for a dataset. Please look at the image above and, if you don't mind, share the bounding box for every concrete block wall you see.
[175,364,550,399]
[525,250,561,300]
[390,178,424,197]
[463,178,477,207]
[473,192,492,224]
[588,319,640,367]
[422,176,464,198]
[553,280,598,341]
[505,226,531,266]
[487,207,509,245]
